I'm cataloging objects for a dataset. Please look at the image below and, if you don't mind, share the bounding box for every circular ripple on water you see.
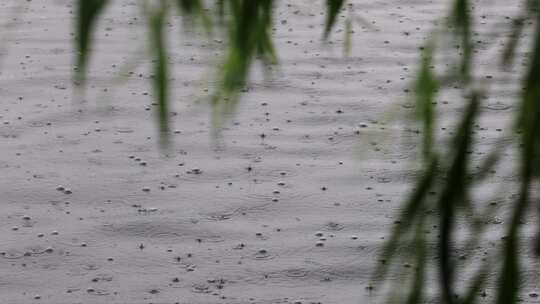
[58,236,103,248]
[253,168,300,181]
[0,249,26,259]
[114,127,134,134]
[89,198,136,218]
[325,133,357,146]
[322,221,345,232]
[376,176,392,183]
[284,268,310,278]
[318,264,365,281]
[297,134,317,144]
[252,250,278,261]
[484,102,511,111]
[99,221,188,241]
[67,263,102,277]
[234,201,275,216]
[244,267,313,288]
[0,246,44,259]
[88,288,110,296]
[148,231,184,239]
[196,234,226,243]
[191,283,212,294]
[241,193,280,204]
[201,210,236,221]
[28,121,46,128]
[175,169,248,184]
[96,199,132,206]
[258,191,314,201]
[198,200,276,222]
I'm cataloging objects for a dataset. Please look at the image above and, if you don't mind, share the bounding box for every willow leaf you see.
[175,0,212,34]
[323,0,345,40]
[148,1,170,147]
[75,0,108,86]
[415,43,438,161]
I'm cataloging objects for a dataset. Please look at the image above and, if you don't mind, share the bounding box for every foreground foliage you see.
[57,0,540,302]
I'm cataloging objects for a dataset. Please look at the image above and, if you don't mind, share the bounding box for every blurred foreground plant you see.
[372,1,540,303]
[70,1,540,303]
[74,0,347,141]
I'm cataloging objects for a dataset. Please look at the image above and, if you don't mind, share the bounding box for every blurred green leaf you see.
[371,158,437,283]
[323,0,345,40]
[211,0,277,128]
[75,0,108,86]
[344,18,352,56]
[496,12,540,304]
[405,219,427,304]
[437,92,479,304]
[502,17,525,68]
[449,0,472,77]
[62,2,540,302]
[414,43,438,161]
[148,0,170,148]
[460,263,489,304]
[174,0,212,35]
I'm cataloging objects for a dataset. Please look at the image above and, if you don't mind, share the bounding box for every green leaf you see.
[437,92,479,304]
[344,18,352,56]
[460,262,489,304]
[371,158,438,283]
[75,0,108,86]
[211,0,277,129]
[501,17,525,68]
[174,0,212,35]
[405,219,427,304]
[323,0,345,40]
[449,0,472,78]
[148,0,170,148]
[414,43,438,161]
